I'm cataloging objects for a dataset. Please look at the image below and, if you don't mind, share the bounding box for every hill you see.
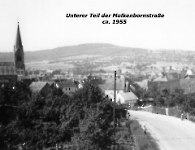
[0,43,148,62]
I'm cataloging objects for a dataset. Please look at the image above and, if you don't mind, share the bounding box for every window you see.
[17,55,22,61]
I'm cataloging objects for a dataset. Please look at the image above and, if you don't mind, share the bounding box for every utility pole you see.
[112,71,117,150]
[113,71,116,133]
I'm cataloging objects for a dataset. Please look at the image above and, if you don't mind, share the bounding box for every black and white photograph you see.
[0,0,195,150]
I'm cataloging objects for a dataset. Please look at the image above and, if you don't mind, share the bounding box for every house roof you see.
[57,81,77,89]
[29,81,49,93]
[98,78,124,91]
[0,62,16,75]
[153,72,180,82]
[166,73,180,80]
[47,81,54,86]
[118,92,138,101]
[153,76,168,82]
[134,79,148,90]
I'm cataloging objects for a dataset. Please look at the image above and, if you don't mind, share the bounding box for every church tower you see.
[14,22,25,75]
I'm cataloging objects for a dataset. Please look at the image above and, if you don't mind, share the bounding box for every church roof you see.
[15,22,23,53]
[0,62,16,75]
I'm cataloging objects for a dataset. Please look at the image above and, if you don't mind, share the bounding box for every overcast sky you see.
[0,0,195,52]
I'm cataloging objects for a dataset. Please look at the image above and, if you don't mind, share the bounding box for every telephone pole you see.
[113,71,116,133]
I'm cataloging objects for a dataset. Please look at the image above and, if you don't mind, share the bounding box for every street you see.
[129,110,195,150]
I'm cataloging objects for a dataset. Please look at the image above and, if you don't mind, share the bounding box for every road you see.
[129,110,195,150]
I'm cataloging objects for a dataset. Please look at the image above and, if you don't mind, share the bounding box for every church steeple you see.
[15,22,23,53]
[14,22,25,75]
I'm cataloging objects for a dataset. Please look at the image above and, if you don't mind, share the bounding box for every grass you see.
[113,119,135,150]
[130,120,160,150]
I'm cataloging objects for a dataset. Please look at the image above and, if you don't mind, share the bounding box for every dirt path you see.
[129,110,195,150]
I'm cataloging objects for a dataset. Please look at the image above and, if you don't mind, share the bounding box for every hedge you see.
[168,108,182,118]
[152,107,166,115]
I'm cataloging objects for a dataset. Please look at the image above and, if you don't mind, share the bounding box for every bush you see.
[152,107,166,115]
[189,116,195,123]
[168,108,181,118]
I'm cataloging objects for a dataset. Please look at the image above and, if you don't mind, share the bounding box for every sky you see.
[0,0,195,52]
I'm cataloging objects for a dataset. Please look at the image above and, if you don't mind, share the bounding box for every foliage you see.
[0,80,126,150]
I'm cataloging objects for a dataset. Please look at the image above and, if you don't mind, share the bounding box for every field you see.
[25,53,195,73]
[26,61,74,71]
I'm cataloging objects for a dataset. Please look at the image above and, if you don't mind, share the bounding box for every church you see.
[0,22,25,84]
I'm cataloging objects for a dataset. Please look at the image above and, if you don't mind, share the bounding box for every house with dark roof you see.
[57,81,78,94]
[97,77,125,101]
[29,81,51,96]
[150,72,180,94]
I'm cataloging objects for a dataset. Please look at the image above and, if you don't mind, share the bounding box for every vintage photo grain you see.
[0,0,195,150]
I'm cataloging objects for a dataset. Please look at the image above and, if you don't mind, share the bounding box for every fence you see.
[142,107,195,123]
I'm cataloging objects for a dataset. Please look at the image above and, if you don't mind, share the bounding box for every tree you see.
[0,82,31,149]
[64,81,125,149]
[0,80,126,150]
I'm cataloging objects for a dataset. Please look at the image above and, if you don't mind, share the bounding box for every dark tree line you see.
[137,84,195,115]
[0,81,126,150]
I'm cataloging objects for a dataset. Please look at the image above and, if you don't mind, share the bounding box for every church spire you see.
[14,22,25,74]
[15,22,23,50]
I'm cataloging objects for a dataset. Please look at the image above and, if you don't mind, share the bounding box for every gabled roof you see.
[153,76,168,82]
[166,72,180,80]
[47,81,54,86]
[57,81,77,89]
[118,92,138,101]
[153,72,179,82]
[29,81,49,93]
[134,79,148,90]
[98,78,124,91]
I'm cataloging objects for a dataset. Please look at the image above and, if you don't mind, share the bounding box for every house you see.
[134,79,148,91]
[151,72,180,94]
[47,81,55,88]
[116,92,138,108]
[29,81,52,96]
[98,77,125,95]
[57,81,78,94]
